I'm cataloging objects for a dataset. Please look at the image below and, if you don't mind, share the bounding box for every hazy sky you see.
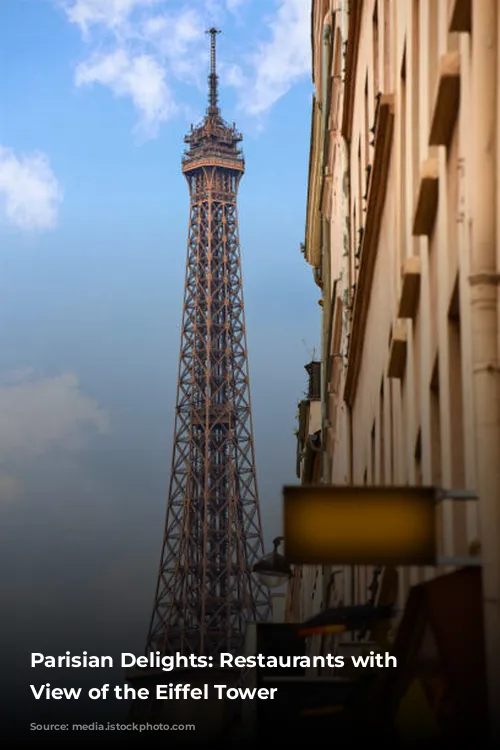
[0,0,319,682]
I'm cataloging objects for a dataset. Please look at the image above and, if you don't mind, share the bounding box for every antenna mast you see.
[206,27,221,115]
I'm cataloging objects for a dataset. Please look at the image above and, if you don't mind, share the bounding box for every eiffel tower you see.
[129,33,270,720]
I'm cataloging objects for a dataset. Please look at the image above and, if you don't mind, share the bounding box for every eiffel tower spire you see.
[206,27,221,115]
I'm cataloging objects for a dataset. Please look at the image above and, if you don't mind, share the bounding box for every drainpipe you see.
[320,18,332,485]
[470,1,500,742]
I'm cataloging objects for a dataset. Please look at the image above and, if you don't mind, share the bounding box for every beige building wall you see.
[330,0,482,603]
[292,0,500,728]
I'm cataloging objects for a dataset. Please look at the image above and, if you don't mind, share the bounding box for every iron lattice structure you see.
[146,29,270,659]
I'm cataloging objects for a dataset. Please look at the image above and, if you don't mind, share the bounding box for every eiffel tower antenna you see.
[206,27,221,114]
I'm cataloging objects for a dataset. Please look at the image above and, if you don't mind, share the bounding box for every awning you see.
[298,603,395,637]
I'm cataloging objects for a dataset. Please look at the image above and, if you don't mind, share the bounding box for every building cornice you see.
[305,97,323,269]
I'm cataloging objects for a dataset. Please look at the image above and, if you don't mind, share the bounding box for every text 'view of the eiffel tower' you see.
[145,28,270,663]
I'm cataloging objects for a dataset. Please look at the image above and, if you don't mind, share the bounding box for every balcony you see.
[413,157,439,237]
[448,0,471,32]
[398,256,421,320]
[295,361,322,481]
[387,322,408,380]
[429,52,461,148]
[305,360,321,400]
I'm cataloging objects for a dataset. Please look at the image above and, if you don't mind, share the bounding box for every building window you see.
[447,125,459,281]
[389,380,395,483]
[332,28,343,129]
[399,47,407,262]
[331,301,343,394]
[357,135,363,226]
[355,137,363,269]
[371,421,376,484]
[379,380,385,484]
[448,280,467,555]
[430,358,442,554]
[352,202,357,289]
[364,74,370,169]
[430,358,441,486]
[411,0,420,211]
[383,0,391,91]
[428,1,438,135]
[414,429,422,485]
[373,1,380,95]
[429,230,438,352]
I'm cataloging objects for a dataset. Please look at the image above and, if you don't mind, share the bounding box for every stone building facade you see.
[287,0,500,740]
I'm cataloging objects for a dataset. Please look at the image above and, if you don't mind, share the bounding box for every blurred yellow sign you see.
[283,485,437,565]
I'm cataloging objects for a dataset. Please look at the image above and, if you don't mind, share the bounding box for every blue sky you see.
[0,0,319,671]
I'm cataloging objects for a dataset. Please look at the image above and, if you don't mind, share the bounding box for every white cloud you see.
[138,8,205,82]
[141,8,202,55]
[63,0,160,35]
[221,61,245,88]
[0,370,110,459]
[58,0,311,136]
[76,50,176,138]
[63,1,205,136]
[225,0,247,11]
[0,146,63,232]
[240,0,311,116]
